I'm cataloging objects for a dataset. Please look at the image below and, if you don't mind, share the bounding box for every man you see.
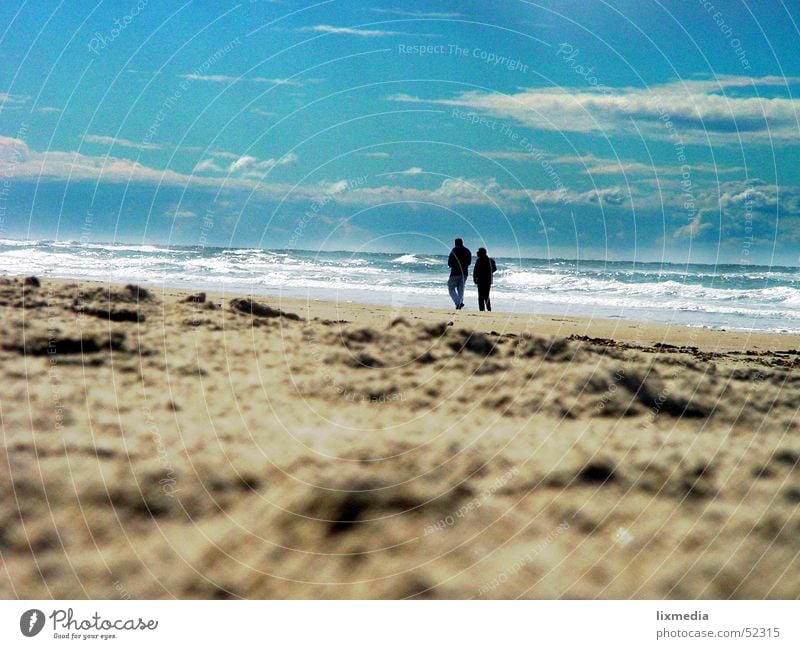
[472,247,497,312]
[447,237,472,309]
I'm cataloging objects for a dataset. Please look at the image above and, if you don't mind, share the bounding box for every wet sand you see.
[1,275,799,598]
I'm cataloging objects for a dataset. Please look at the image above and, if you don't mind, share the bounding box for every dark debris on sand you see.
[229,297,302,321]
[74,283,153,305]
[290,318,800,426]
[2,331,126,356]
[77,306,145,323]
[70,283,154,323]
[448,330,497,356]
[182,292,206,303]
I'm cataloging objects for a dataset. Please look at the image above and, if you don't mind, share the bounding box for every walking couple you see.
[447,238,497,311]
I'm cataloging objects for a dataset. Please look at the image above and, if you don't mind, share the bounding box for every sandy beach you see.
[1,274,799,599]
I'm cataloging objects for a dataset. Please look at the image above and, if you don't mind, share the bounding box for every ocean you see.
[2,238,800,333]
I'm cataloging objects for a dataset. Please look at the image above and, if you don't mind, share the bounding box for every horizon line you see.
[0,236,796,270]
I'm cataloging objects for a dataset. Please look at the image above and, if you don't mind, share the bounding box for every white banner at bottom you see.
[0,600,796,648]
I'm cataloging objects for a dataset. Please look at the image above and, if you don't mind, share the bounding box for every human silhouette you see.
[447,238,472,309]
[472,247,497,311]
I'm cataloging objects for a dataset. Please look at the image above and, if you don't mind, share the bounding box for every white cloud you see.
[397,166,423,175]
[550,154,656,176]
[674,210,713,239]
[386,92,420,103]
[228,155,258,173]
[678,75,800,92]
[0,93,28,109]
[718,184,777,211]
[578,187,628,205]
[390,76,800,143]
[0,136,266,194]
[0,137,196,187]
[364,151,391,158]
[435,177,500,201]
[486,151,745,178]
[257,152,297,168]
[208,150,240,160]
[332,176,623,210]
[178,74,305,86]
[300,24,405,37]
[370,9,461,18]
[323,180,349,194]
[228,152,297,175]
[194,159,224,174]
[84,134,162,151]
[482,150,551,161]
[329,177,501,208]
[0,135,632,212]
[0,135,30,163]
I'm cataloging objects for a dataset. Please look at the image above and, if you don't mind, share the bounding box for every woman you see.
[472,247,497,311]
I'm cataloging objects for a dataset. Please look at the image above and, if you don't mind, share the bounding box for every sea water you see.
[2,238,800,333]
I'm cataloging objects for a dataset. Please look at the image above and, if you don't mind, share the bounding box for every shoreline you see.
[21,274,800,353]
[4,238,800,336]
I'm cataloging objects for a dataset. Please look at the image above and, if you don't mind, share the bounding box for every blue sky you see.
[1,0,799,263]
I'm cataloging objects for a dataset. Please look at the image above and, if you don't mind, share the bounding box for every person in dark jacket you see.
[447,238,472,309]
[472,247,496,311]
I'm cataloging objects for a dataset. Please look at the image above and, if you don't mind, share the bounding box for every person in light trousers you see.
[447,237,472,309]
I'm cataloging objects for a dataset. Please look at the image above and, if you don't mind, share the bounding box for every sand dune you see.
[1,276,799,598]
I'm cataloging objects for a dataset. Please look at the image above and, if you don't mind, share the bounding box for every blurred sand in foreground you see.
[1,276,799,598]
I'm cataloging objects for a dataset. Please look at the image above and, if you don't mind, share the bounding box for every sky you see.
[1,0,799,264]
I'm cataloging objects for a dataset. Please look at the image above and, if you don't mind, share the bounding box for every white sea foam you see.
[391,253,440,266]
[2,239,800,332]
